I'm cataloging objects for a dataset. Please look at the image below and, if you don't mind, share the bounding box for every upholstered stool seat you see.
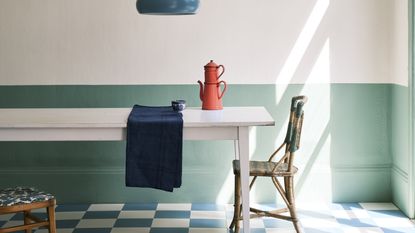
[0,187,56,233]
[0,187,54,207]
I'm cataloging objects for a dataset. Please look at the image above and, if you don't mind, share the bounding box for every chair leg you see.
[285,176,302,233]
[230,174,241,233]
[24,210,32,233]
[47,205,56,233]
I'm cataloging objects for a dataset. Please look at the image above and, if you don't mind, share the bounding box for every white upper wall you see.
[390,0,409,86]
[0,0,408,85]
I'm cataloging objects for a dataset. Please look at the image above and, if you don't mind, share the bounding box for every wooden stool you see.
[0,187,56,233]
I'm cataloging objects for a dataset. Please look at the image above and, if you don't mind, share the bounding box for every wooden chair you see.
[230,96,307,233]
[0,187,56,233]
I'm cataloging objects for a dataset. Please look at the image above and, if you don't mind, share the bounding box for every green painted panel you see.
[390,85,409,172]
[392,167,410,217]
[330,84,391,166]
[389,84,411,217]
[332,169,391,202]
[0,84,393,203]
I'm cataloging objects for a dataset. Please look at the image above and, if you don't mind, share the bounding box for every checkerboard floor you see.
[1,202,414,233]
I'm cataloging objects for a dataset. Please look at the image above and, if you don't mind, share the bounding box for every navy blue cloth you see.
[126,105,183,192]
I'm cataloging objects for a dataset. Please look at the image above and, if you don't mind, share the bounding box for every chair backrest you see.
[285,96,306,170]
[268,96,306,172]
[284,96,307,151]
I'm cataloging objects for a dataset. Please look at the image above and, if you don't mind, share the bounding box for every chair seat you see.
[233,160,298,176]
[0,187,54,207]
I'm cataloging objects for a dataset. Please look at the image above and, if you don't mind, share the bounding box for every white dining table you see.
[0,106,275,233]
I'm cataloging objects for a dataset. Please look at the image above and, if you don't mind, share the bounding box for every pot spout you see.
[197,80,204,101]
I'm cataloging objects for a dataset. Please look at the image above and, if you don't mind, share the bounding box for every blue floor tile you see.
[11,213,47,221]
[10,213,23,220]
[336,218,377,228]
[73,228,112,233]
[155,211,190,218]
[331,203,363,210]
[190,219,226,228]
[150,228,189,233]
[56,204,90,212]
[123,203,158,210]
[263,218,293,228]
[114,219,153,227]
[83,211,120,219]
[56,219,80,228]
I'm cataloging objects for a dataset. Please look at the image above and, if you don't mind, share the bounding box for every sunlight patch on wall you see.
[306,39,330,83]
[275,0,330,103]
[295,38,331,203]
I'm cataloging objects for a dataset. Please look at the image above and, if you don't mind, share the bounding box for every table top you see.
[0,107,275,128]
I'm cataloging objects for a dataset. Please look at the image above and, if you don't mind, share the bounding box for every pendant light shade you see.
[137,0,199,15]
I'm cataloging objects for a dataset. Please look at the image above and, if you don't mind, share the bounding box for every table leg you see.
[238,126,250,233]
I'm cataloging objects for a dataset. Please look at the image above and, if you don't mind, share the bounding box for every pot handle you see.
[217,65,225,80]
[217,80,227,99]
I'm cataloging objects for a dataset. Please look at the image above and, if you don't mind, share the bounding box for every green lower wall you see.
[390,84,412,217]
[0,84,394,204]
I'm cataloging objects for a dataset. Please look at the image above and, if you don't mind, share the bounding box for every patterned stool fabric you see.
[0,187,54,207]
[0,187,56,233]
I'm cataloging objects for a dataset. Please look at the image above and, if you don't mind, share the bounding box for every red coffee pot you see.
[198,60,227,110]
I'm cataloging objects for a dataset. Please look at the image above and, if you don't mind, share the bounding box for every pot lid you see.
[204,60,218,68]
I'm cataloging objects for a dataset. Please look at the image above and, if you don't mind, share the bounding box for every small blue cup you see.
[172,100,186,111]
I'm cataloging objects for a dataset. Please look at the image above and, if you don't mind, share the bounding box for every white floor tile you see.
[35,229,73,233]
[266,228,297,233]
[1,221,21,228]
[359,203,399,210]
[190,211,226,219]
[56,211,85,220]
[111,227,150,233]
[224,204,234,211]
[341,227,384,233]
[372,217,415,228]
[250,218,265,228]
[88,204,124,211]
[189,228,229,233]
[76,219,116,228]
[300,218,339,228]
[151,218,190,228]
[32,208,47,213]
[119,211,155,219]
[157,203,191,211]
[0,214,14,221]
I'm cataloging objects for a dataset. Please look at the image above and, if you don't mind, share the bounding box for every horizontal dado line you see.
[0,167,221,175]
[0,164,393,175]
[391,165,408,182]
[332,163,391,172]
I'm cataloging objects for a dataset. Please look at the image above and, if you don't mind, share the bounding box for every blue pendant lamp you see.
[137,0,199,15]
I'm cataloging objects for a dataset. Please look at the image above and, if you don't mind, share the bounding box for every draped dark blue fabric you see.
[126,105,183,192]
